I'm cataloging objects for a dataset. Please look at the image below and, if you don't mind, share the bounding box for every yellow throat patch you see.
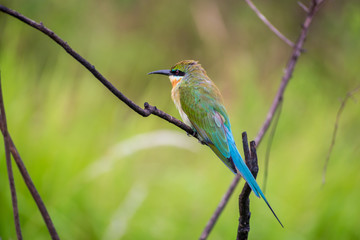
[169,75,183,88]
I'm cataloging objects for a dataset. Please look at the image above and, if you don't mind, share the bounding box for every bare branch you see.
[0,75,60,239]
[237,134,257,240]
[298,1,309,12]
[255,0,325,146]
[0,73,23,239]
[244,0,295,48]
[0,4,197,141]
[200,1,327,238]
[322,86,360,184]
[263,101,283,193]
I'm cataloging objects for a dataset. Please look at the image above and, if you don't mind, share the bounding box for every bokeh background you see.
[0,0,359,239]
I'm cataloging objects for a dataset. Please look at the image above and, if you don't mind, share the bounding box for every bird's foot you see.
[187,130,205,144]
[186,128,196,137]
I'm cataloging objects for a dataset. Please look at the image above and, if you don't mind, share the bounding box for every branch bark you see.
[0,75,60,239]
[0,74,23,239]
[200,1,327,238]
[237,133,258,240]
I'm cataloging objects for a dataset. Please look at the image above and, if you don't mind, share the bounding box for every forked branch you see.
[237,133,258,240]
[200,0,327,239]
[0,74,23,239]
[0,74,59,239]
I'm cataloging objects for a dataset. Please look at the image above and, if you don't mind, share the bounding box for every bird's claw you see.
[186,130,205,144]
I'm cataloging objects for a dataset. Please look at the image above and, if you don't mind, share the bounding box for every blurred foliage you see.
[0,0,359,239]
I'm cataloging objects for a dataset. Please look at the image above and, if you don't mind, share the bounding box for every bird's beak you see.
[147,69,171,76]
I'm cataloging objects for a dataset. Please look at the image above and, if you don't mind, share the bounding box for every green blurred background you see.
[0,0,359,239]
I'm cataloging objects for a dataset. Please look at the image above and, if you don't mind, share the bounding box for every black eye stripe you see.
[170,69,185,76]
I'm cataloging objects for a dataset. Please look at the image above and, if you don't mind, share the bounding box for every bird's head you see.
[148,60,206,88]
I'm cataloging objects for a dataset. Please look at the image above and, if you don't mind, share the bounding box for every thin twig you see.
[322,86,360,184]
[244,0,295,48]
[298,1,309,12]
[0,4,197,140]
[263,101,283,193]
[0,75,59,238]
[0,73,23,239]
[200,1,327,238]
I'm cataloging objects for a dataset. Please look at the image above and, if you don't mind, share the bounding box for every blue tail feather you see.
[226,129,283,227]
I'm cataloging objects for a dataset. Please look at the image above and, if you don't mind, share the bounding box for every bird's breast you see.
[171,86,193,128]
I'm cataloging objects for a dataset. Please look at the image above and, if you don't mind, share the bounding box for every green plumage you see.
[171,61,235,171]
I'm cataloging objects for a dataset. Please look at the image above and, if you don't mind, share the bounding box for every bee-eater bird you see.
[148,60,282,227]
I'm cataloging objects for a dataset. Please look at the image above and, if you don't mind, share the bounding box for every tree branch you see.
[236,133,257,240]
[322,86,360,184]
[0,4,197,140]
[244,0,295,48]
[0,73,23,239]
[0,75,60,239]
[298,1,309,13]
[255,0,325,146]
[200,1,327,238]
[263,101,283,192]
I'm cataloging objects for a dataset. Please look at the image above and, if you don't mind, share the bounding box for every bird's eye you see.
[171,69,185,76]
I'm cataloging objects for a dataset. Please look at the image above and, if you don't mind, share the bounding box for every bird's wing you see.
[179,84,236,172]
